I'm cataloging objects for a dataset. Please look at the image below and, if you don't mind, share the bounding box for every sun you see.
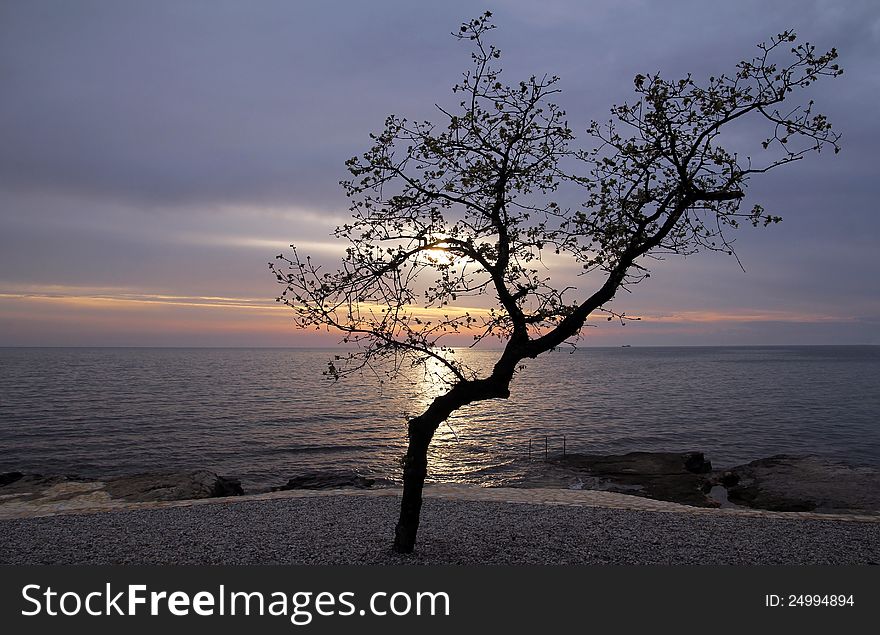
[422,234,469,267]
[424,247,456,266]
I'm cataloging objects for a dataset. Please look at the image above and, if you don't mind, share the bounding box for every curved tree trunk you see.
[392,362,518,553]
[393,415,437,553]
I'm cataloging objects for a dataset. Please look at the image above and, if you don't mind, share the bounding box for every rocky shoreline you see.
[0,470,243,508]
[545,452,880,514]
[2,452,878,517]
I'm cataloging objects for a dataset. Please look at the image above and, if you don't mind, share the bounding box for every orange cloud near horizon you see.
[0,284,864,348]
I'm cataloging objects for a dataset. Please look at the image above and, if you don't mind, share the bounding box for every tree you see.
[271,13,842,553]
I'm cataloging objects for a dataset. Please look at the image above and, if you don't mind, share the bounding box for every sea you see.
[1,346,878,492]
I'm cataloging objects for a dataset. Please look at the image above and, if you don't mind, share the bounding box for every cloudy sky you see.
[1,0,878,346]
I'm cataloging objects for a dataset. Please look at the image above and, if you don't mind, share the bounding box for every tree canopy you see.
[272,13,840,385]
[270,13,841,552]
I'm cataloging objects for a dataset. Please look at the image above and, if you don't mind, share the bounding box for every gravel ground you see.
[2,495,878,565]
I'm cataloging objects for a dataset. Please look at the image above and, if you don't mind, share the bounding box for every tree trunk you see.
[392,371,515,553]
[393,416,435,553]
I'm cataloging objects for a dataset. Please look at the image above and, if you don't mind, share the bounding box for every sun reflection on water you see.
[405,350,514,485]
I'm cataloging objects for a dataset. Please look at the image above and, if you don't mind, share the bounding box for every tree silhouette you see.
[271,13,842,553]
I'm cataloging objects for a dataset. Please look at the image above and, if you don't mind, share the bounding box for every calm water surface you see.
[1,346,877,491]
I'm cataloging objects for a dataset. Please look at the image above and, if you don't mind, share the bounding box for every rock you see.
[684,453,712,474]
[275,471,375,490]
[552,452,716,507]
[0,471,244,517]
[103,470,244,502]
[0,473,71,496]
[212,475,244,497]
[723,455,880,513]
[719,471,740,487]
[0,472,24,487]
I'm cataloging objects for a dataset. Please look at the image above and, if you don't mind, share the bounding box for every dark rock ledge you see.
[0,470,243,505]
[273,470,377,491]
[721,455,880,513]
[550,452,880,514]
[552,451,716,507]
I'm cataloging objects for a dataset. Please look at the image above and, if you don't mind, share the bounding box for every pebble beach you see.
[3,486,878,565]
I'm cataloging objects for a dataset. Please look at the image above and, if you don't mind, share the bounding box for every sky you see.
[1,0,878,347]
